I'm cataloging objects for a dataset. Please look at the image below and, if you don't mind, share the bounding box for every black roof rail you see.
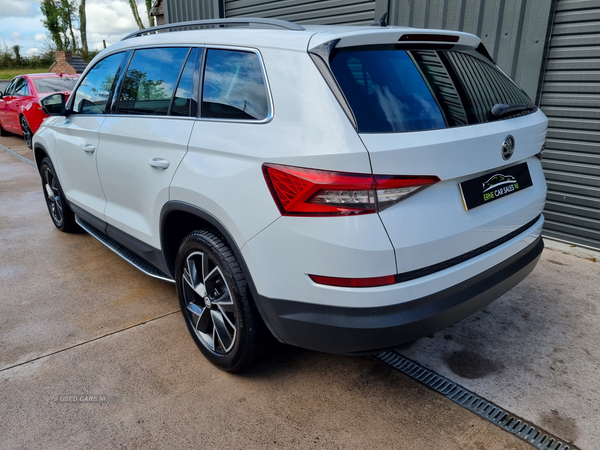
[121,18,305,40]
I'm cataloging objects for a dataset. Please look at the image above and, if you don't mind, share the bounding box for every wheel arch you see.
[33,142,49,171]
[160,201,283,342]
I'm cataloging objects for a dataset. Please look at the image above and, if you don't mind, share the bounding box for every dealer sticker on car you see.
[459,162,534,210]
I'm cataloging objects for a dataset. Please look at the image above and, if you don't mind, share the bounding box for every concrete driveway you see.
[1,141,598,450]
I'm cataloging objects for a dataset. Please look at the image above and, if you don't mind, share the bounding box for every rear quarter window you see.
[201,49,269,121]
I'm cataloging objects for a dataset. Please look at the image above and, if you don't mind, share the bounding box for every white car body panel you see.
[243,214,543,308]
[45,115,107,219]
[31,21,549,357]
[97,116,194,248]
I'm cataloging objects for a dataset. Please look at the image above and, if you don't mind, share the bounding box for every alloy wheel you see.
[20,116,32,148]
[181,250,237,354]
[43,166,63,225]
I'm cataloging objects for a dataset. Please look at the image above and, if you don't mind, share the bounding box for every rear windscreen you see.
[329,47,535,133]
[33,77,79,94]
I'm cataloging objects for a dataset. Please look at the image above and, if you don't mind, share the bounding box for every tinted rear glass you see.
[330,47,535,133]
[117,47,190,116]
[33,77,79,94]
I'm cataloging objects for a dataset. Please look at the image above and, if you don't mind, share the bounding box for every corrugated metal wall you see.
[161,0,599,250]
[387,0,553,100]
[225,0,377,25]
[538,0,600,250]
[164,0,221,23]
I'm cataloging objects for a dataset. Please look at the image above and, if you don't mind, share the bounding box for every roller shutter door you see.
[225,0,376,25]
[539,0,600,250]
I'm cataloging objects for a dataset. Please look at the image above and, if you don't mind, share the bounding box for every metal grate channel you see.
[377,351,578,450]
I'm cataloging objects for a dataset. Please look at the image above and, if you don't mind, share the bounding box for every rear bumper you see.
[257,235,543,354]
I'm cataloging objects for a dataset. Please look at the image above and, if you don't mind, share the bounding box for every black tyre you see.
[40,157,77,232]
[20,115,33,149]
[0,120,9,137]
[176,230,266,372]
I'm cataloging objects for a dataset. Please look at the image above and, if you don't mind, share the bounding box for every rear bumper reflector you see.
[309,274,396,288]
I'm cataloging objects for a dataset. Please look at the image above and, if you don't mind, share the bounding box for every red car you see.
[0,73,80,148]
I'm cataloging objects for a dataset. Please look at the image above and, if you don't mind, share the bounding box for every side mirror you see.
[40,93,67,116]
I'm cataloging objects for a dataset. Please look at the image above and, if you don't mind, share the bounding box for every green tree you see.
[129,0,145,30]
[40,0,65,51]
[146,0,155,28]
[40,0,79,52]
[61,0,78,52]
[79,0,88,58]
[13,45,21,66]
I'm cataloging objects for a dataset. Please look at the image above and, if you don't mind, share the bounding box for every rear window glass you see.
[330,47,535,133]
[117,47,190,116]
[33,77,79,94]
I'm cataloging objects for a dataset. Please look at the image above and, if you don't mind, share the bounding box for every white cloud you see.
[0,0,151,56]
[0,0,37,18]
[26,47,41,56]
[85,1,149,51]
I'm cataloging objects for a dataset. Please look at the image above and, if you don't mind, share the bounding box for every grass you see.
[0,67,51,79]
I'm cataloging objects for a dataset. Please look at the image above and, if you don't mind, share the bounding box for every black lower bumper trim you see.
[258,235,544,354]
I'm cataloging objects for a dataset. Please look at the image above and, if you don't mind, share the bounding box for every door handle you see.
[148,158,170,170]
[82,144,96,153]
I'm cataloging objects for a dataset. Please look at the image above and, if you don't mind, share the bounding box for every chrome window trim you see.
[67,44,273,124]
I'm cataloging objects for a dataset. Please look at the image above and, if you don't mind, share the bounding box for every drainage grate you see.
[377,351,578,450]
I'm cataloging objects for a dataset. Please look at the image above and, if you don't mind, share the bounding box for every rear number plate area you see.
[459,162,533,210]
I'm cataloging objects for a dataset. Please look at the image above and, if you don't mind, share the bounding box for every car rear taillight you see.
[263,163,440,216]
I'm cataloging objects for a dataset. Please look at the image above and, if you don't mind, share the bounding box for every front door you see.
[97,47,198,249]
[52,51,128,222]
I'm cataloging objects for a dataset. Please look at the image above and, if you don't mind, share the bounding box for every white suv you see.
[34,18,547,371]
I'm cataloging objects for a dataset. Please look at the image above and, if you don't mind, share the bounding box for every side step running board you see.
[76,216,175,283]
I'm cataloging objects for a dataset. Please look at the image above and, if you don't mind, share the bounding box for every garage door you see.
[539,0,600,250]
[225,0,376,25]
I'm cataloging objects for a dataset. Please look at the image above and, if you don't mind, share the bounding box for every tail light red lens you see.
[263,163,440,216]
[309,274,396,288]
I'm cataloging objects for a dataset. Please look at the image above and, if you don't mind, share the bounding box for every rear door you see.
[329,42,547,273]
[97,47,199,249]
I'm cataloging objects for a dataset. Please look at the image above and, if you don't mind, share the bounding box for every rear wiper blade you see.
[489,103,537,119]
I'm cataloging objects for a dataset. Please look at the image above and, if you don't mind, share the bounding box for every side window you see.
[14,78,29,96]
[202,49,269,121]
[117,47,190,115]
[72,52,126,115]
[171,48,199,117]
[4,78,17,95]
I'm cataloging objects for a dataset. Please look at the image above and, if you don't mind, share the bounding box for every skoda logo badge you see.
[502,135,515,160]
